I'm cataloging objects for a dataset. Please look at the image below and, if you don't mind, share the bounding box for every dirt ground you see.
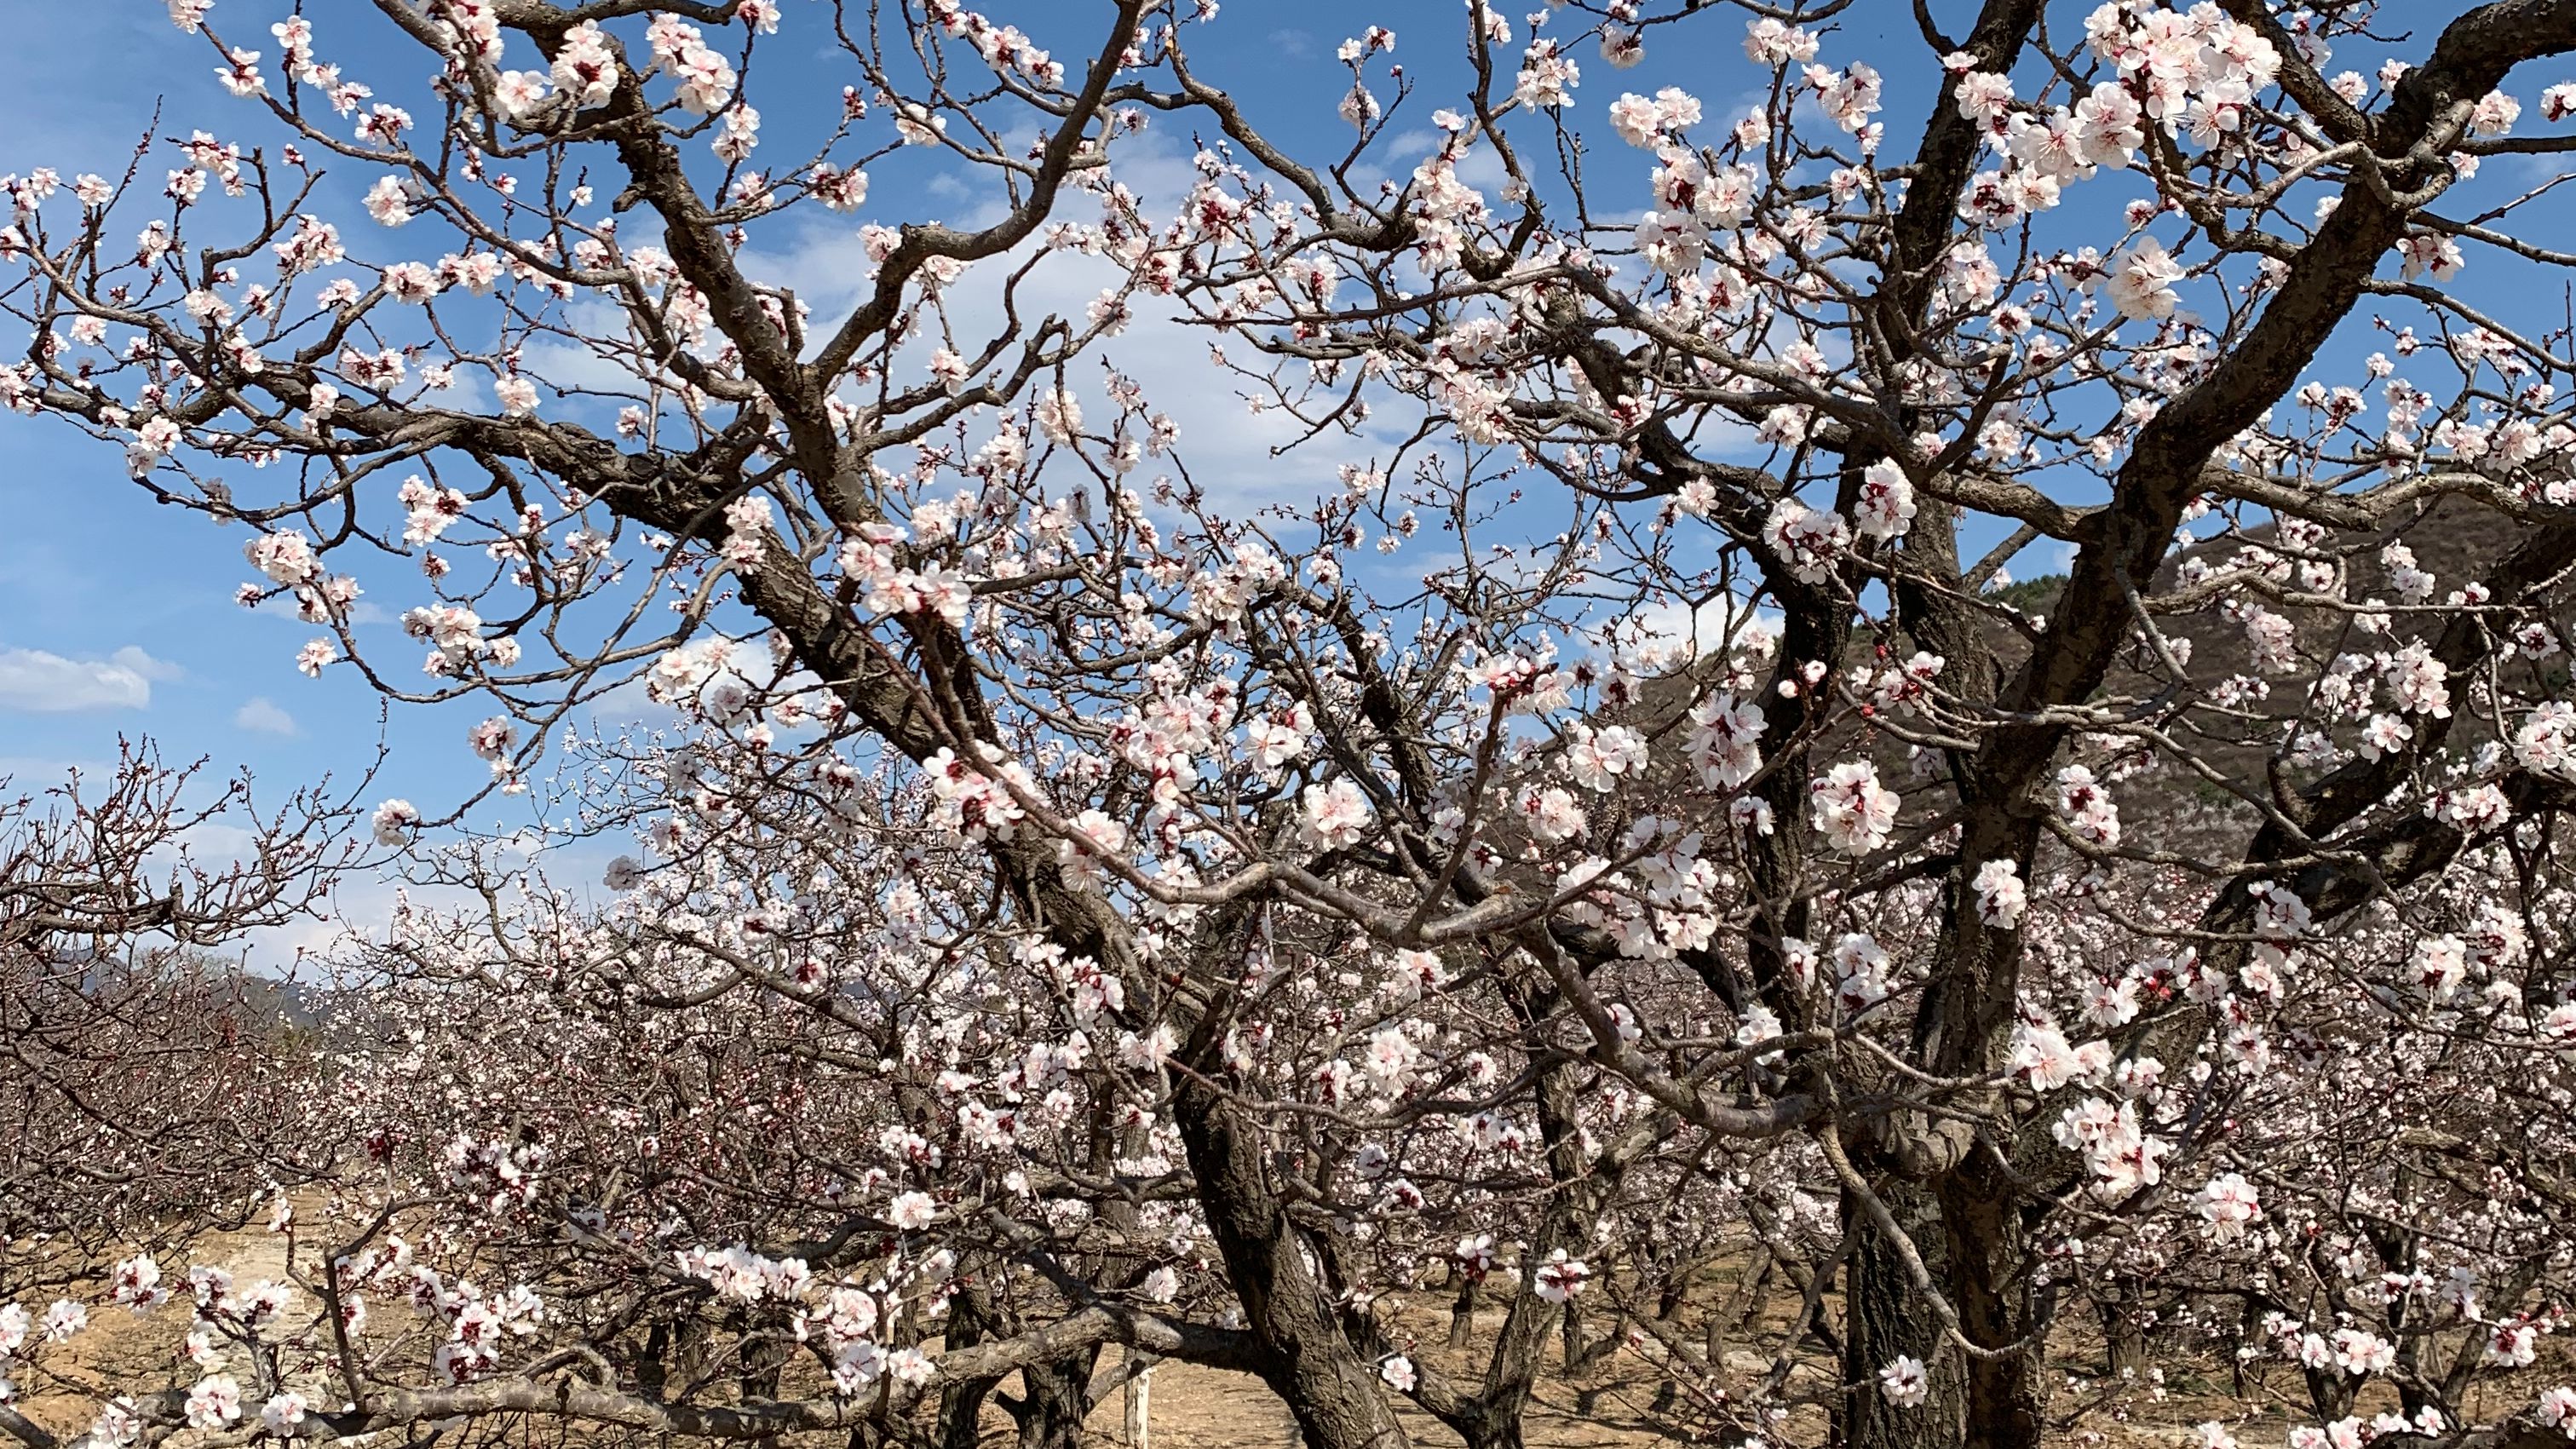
[1065,1351,1671,1449]
[14,1219,2533,1449]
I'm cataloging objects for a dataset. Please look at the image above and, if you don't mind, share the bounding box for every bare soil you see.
[19,1221,2555,1448]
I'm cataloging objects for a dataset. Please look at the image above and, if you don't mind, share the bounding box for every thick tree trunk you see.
[1941,1151,2046,1449]
[935,1285,996,1449]
[2100,1277,2148,1378]
[1448,1274,1479,1352]
[1837,1178,1966,1449]
[937,1378,993,1449]
[1013,1346,1099,1449]
[1176,1080,1412,1449]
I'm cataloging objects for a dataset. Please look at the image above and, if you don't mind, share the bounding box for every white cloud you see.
[0,645,177,712]
[784,255,1399,513]
[240,868,417,970]
[1605,593,1780,665]
[505,129,1417,528]
[112,645,185,681]
[234,696,300,736]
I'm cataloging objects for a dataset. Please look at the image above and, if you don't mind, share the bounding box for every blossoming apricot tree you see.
[9,1,2576,1447]
[0,744,351,1317]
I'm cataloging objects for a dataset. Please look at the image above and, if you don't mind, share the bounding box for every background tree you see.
[0,742,353,1449]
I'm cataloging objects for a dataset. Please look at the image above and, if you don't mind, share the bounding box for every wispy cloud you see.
[233,696,300,736]
[0,644,178,712]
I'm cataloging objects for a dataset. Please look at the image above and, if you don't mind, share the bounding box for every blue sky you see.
[5,1,2569,954]
[0,4,1383,805]
[0,0,1854,807]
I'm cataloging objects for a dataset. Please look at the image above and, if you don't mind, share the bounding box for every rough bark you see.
[935,1270,999,1449]
[1174,1077,1412,1449]
[1011,1347,1099,1449]
[1941,1148,2046,1449]
[1839,1175,1967,1449]
[1448,1275,1480,1353]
